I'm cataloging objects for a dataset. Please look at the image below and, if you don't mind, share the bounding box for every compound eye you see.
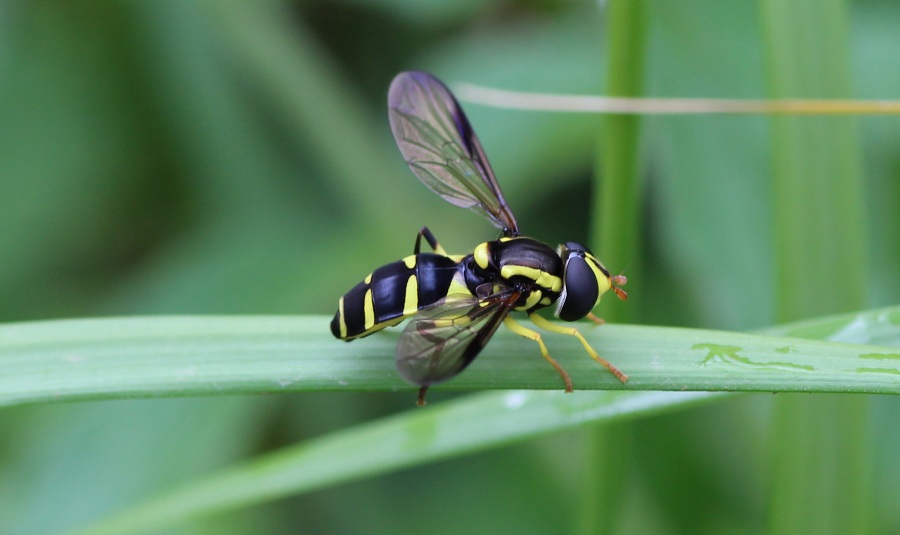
[555,253,600,321]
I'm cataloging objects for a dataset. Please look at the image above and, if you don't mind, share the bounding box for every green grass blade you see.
[762,1,865,321]
[2,310,900,409]
[64,390,718,535]
[595,0,647,326]
[760,0,870,531]
[588,1,648,533]
[58,305,900,535]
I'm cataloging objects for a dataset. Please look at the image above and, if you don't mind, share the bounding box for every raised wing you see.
[396,287,521,387]
[388,71,519,235]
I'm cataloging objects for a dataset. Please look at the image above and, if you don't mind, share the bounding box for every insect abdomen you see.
[331,253,461,340]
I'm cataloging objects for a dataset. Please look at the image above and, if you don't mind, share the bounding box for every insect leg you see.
[529,313,628,383]
[414,226,448,255]
[417,386,429,407]
[503,316,573,392]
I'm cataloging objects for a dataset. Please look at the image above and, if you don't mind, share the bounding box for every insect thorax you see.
[469,237,564,311]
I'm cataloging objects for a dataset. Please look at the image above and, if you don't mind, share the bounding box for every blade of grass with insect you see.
[51,306,900,535]
[4,312,900,409]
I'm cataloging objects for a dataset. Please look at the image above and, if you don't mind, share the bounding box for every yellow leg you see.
[529,313,628,383]
[503,316,573,392]
[586,312,605,325]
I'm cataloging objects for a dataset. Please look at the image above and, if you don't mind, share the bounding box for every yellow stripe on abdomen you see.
[403,274,419,315]
[363,288,375,330]
[338,296,348,338]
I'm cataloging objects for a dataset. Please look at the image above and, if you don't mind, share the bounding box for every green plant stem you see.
[587,2,646,533]
[760,0,871,532]
[594,0,646,326]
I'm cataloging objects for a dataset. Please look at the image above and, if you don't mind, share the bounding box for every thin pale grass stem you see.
[455,83,900,115]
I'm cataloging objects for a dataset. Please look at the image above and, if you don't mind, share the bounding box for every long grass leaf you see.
[2,310,900,408]
[760,0,871,531]
[60,305,900,535]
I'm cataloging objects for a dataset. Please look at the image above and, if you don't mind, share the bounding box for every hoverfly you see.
[331,71,628,405]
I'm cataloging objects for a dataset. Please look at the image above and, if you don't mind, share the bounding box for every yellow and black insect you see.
[331,71,628,405]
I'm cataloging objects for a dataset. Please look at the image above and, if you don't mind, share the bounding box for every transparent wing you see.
[396,287,521,387]
[388,71,519,235]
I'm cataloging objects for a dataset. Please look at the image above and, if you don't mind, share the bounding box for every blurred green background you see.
[2,1,899,534]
